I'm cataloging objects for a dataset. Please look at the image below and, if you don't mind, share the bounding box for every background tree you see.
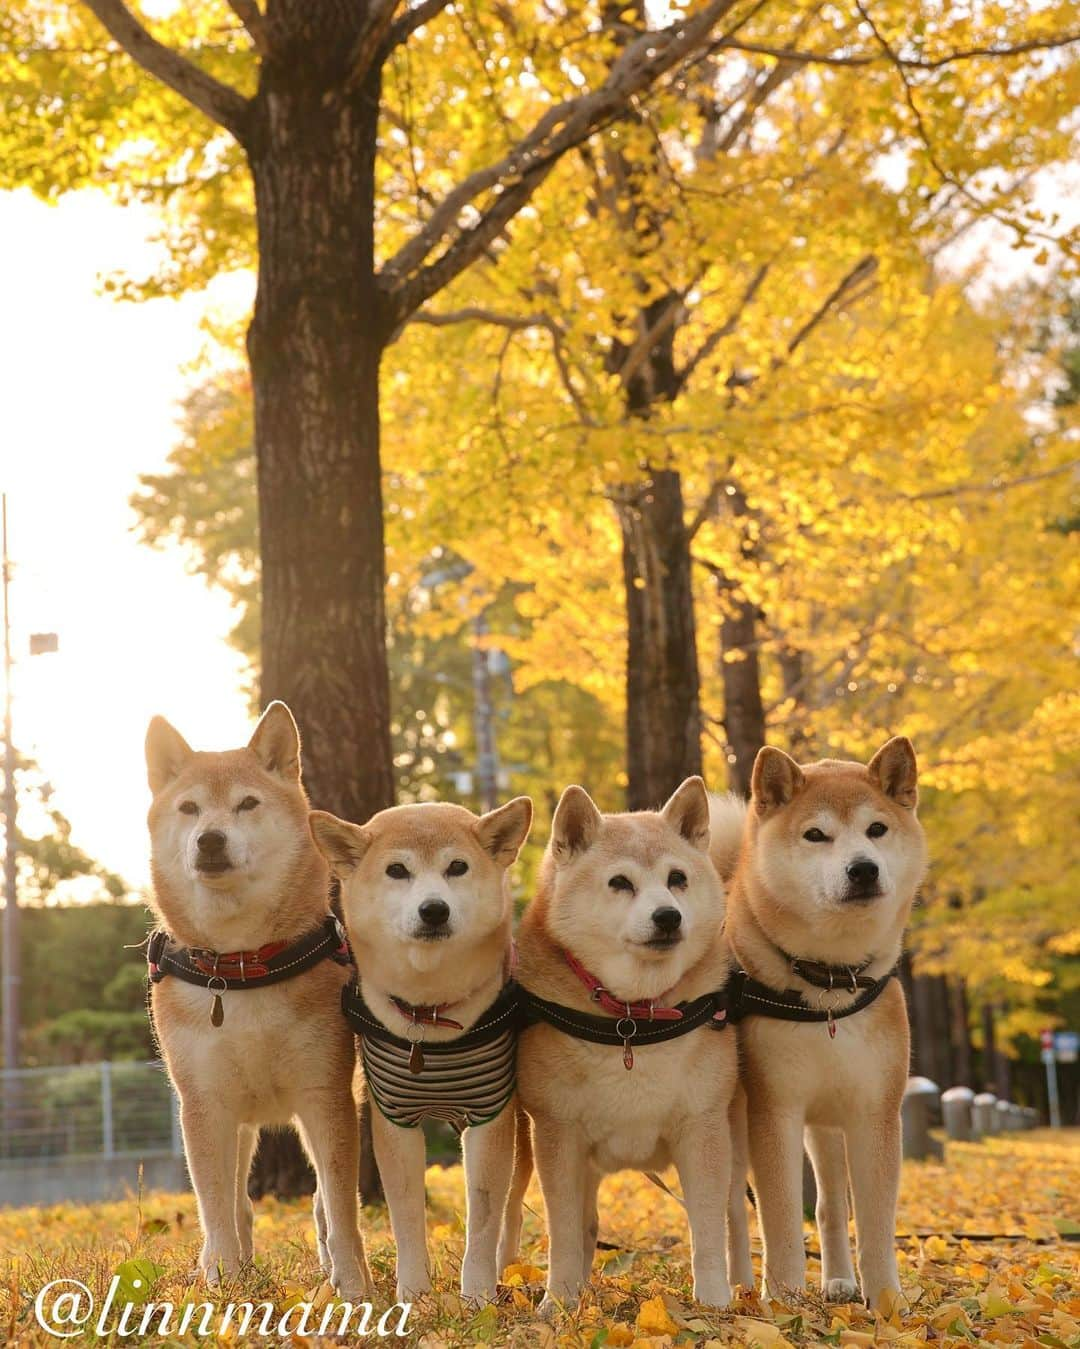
[7,0,744,827]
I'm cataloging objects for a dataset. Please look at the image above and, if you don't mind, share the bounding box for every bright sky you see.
[0,189,253,891]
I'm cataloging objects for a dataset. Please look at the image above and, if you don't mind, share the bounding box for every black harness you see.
[516,961,896,1060]
[147,915,351,1026]
[520,987,729,1068]
[724,965,896,1027]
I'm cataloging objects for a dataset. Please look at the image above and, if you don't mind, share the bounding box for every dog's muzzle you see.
[195,829,232,875]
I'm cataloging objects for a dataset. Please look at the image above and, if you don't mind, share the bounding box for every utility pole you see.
[471,608,500,814]
[2,494,18,1071]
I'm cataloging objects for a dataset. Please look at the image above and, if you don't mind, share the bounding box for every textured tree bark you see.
[616,469,703,810]
[717,579,766,797]
[246,17,394,827]
[243,7,391,1201]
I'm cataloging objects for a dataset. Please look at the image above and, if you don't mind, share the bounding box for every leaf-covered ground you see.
[1,1130,1077,1346]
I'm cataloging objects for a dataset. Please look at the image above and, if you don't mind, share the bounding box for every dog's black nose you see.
[846,858,879,887]
[418,898,451,928]
[197,830,227,855]
[651,906,683,934]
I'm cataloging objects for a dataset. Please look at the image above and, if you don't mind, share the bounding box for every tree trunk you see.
[246,26,394,827]
[243,12,391,1201]
[717,578,765,797]
[616,469,703,810]
[949,978,973,1087]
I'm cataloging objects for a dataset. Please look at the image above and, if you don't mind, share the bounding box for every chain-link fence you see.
[0,1060,181,1167]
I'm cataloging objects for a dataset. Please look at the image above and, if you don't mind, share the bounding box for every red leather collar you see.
[562,948,684,1022]
[187,940,290,980]
[387,995,465,1031]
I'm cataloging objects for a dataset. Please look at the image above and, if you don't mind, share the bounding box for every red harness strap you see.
[561,948,685,1022]
[186,940,290,981]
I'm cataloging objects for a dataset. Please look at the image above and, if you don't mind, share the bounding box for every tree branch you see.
[897,459,1079,502]
[676,261,771,393]
[782,253,877,359]
[225,0,269,55]
[346,0,401,90]
[378,0,740,326]
[385,0,454,52]
[80,0,251,141]
[403,306,596,424]
[711,31,1080,69]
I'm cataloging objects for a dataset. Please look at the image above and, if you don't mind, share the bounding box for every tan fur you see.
[145,703,370,1297]
[715,738,927,1305]
[512,778,738,1311]
[310,797,532,1302]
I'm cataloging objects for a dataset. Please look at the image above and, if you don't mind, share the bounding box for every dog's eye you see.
[446,859,469,878]
[803,827,829,843]
[867,822,888,839]
[386,862,411,880]
[608,874,634,893]
[178,801,199,816]
[237,796,260,812]
[667,869,688,890]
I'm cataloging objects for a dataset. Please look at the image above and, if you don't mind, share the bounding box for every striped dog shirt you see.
[341,979,520,1132]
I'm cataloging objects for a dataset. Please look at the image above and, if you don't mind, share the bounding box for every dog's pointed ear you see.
[475,796,533,867]
[248,701,301,780]
[751,746,805,813]
[868,736,918,809]
[309,811,371,877]
[145,717,194,795]
[551,785,602,862]
[661,776,710,851]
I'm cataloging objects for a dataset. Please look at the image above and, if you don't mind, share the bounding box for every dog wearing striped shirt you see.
[310,797,533,1303]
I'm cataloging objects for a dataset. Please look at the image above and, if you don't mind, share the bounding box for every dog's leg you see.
[235,1124,259,1266]
[672,1115,733,1307]
[180,1098,244,1281]
[295,1101,372,1301]
[313,1188,331,1277]
[371,1104,431,1300]
[747,1107,806,1297]
[727,1085,754,1291]
[581,1165,602,1287]
[805,1124,856,1301]
[496,1105,533,1278]
[843,1109,902,1308]
[533,1117,589,1313]
[461,1105,517,1301]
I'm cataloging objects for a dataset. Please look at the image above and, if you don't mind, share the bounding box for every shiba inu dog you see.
[713,738,927,1306]
[511,778,736,1312]
[309,797,533,1303]
[145,703,370,1297]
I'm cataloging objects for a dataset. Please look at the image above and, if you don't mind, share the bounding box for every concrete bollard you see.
[995,1099,1012,1133]
[1009,1104,1026,1131]
[972,1092,997,1135]
[942,1085,977,1141]
[1025,1107,1040,1129]
[902,1076,943,1160]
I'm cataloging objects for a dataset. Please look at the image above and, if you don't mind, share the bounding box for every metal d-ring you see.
[615,1016,638,1041]
[207,975,227,996]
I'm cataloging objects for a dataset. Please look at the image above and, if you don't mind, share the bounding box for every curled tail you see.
[708,792,748,884]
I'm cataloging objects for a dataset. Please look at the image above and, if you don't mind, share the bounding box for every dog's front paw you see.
[538,1286,580,1320]
[693,1276,732,1308]
[460,1271,498,1304]
[825,1278,860,1303]
[198,1254,242,1286]
[396,1277,433,1303]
